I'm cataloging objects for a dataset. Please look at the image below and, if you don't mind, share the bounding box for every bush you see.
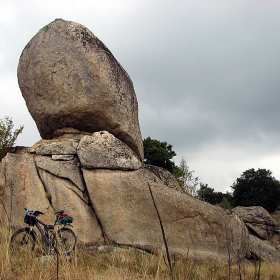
[0,116,23,161]
[231,168,280,212]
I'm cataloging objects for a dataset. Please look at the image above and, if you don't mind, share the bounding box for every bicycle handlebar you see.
[24,208,44,217]
[24,208,65,217]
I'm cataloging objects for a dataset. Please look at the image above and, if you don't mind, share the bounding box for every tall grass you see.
[270,212,280,226]
[1,225,280,280]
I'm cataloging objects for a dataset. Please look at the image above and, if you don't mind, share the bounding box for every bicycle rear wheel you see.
[10,228,36,256]
[46,229,59,255]
[56,228,76,255]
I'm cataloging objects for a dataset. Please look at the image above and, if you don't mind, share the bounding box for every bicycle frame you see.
[27,218,55,247]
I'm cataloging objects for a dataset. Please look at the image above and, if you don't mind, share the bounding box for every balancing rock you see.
[17,19,143,161]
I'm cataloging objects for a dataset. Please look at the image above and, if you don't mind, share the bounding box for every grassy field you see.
[270,212,280,226]
[1,225,280,280]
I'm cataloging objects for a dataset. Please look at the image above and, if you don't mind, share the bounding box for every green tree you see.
[231,168,280,212]
[197,183,222,204]
[0,116,24,161]
[220,197,232,210]
[143,137,176,173]
[197,183,232,207]
[174,157,200,196]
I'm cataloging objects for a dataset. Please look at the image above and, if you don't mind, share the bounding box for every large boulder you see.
[83,167,248,261]
[233,206,280,262]
[77,131,142,170]
[233,206,280,245]
[249,235,280,263]
[17,19,143,161]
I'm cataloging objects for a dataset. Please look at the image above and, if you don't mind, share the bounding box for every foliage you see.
[143,137,176,173]
[143,138,202,196]
[231,168,280,212]
[174,157,200,196]
[197,184,222,204]
[197,183,232,209]
[0,116,24,161]
[220,196,232,210]
[270,213,280,226]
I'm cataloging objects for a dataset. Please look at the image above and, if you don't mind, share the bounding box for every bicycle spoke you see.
[57,228,76,255]
[10,229,35,256]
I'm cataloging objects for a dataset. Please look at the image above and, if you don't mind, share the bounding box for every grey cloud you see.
[1,1,280,191]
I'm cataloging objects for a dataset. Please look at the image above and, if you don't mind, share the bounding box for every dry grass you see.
[1,225,280,280]
[270,212,280,226]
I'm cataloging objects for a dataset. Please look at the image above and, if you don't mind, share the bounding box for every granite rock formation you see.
[233,206,280,262]
[0,138,248,262]
[17,19,143,161]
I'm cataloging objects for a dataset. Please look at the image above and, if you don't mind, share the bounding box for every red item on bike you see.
[58,213,73,225]
[58,213,73,219]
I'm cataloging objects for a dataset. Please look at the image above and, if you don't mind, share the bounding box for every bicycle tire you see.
[46,229,59,255]
[10,227,36,256]
[57,228,76,255]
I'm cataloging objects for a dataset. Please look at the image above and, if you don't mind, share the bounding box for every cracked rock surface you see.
[0,131,249,262]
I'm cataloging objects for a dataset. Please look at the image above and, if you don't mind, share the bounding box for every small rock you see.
[77,131,142,170]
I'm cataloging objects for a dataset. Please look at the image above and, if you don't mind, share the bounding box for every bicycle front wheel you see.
[10,228,36,256]
[57,228,76,255]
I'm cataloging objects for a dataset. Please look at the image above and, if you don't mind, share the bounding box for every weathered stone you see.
[37,168,103,243]
[54,127,82,137]
[249,235,280,263]
[83,167,248,262]
[143,164,183,192]
[0,152,54,226]
[52,155,74,161]
[17,18,143,161]
[233,206,280,244]
[0,152,103,243]
[77,131,142,170]
[35,155,85,193]
[53,127,92,142]
[31,139,78,155]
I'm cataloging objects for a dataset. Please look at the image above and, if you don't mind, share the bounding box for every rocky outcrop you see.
[249,235,280,264]
[233,206,280,262]
[233,206,280,244]
[17,19,143,161]
[0,136,250,262]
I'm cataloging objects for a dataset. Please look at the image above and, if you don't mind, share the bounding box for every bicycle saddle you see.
[54,210,64,215]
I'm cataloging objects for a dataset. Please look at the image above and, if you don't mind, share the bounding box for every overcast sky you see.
[1,0,280,193]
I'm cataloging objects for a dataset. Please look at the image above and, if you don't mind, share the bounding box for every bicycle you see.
[10,208,77,256]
